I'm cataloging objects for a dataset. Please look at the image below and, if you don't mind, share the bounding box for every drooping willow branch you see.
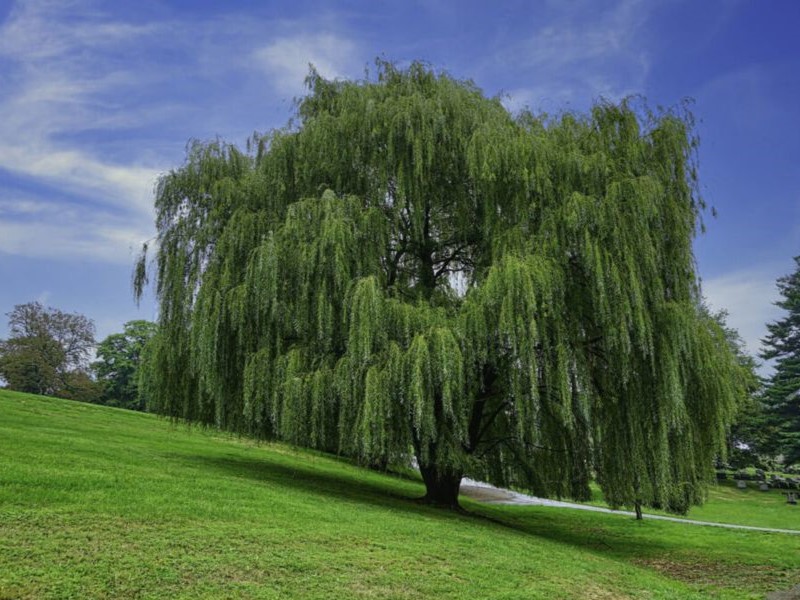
[136,60,748,511]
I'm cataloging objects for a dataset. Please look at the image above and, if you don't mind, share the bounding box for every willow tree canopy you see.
[136,61,744,509]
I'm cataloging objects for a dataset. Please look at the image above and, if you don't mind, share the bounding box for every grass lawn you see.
[660,479,799,530]
[581,479,800,531]
[1,389,798,599]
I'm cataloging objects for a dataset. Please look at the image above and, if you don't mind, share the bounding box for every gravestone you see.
[759,482,770,491]
[737,480,747,490]
[788,492,797,505]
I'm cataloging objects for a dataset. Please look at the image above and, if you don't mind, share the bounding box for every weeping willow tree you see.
[136,61,745,509]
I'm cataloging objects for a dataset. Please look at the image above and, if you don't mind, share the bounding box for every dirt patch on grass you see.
[767,584,800,600]
[634,557,799,594]
[579,583,633,599]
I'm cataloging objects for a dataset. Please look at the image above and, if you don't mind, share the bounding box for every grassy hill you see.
[1,389,798,599]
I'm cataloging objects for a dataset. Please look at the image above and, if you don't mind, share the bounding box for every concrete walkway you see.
[459,478,800,535]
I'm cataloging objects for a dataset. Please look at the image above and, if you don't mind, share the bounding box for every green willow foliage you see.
[136,62,744,510]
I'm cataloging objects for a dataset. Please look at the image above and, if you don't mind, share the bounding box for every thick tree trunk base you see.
[634,501,643,520]
[418,464,462,509]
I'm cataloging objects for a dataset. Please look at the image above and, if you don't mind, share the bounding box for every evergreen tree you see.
[761,257,800,464]
[708,308,766,467]
[136,62,744,509]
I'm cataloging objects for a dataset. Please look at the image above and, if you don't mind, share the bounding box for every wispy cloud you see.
[0,0,164,262]
[493,0,651,113]
[0,192,147,264]
[695,63,798,140]
[252,32,361,95]
[0,220,145,264]
[702,264,786,365]
[0,2,363,264]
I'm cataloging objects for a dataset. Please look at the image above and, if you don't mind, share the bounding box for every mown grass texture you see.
[1,389,798,599]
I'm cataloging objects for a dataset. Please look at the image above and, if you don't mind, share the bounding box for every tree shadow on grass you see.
[168,451,796,597]
[172,452,470,522]
[470,501,673,557]
[175,451,691,561]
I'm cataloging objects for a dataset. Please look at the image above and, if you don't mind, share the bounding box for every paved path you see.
[459,478,800,535]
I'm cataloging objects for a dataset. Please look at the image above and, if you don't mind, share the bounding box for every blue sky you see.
[0,0,798,364]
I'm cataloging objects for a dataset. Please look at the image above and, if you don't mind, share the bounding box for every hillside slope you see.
[1,390,797,599]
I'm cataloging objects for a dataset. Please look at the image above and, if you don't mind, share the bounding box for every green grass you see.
[1,389,798,599]
[582,479,800,531]
[670,479,799,529]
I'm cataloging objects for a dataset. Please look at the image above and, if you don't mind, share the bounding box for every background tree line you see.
[0,259,798,469]
[708,255,800,470]
[0,301,156,411]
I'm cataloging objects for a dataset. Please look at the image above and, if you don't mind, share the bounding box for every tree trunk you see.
[633,474,644,520]
[419,463,462,508]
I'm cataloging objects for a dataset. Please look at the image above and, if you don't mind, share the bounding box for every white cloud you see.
[0,146,159,216]
[0,3,365,265]
[0,212,148,265]
[495,0,651,113]
[702,264,787,365]
[0,1,166,262]
[0,179,152,262]
[252,32,360,94]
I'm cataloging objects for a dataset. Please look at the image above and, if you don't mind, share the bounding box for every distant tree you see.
[707,308,768,468]
[0,335,64,395]
[60,370,105,404]
[0,302,96,398]
[761,257,800,465]
[136,61,743,510]
[93,320,158,410]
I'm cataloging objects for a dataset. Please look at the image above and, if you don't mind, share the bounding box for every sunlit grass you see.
[579,479,800,531]
[1,389,798,599]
